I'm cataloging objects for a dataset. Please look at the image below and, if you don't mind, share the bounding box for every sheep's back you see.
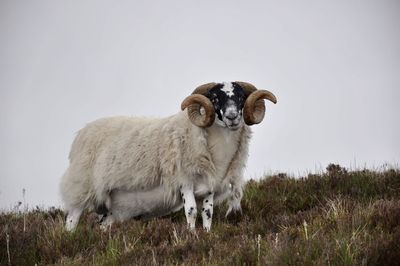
[70,115,188,193]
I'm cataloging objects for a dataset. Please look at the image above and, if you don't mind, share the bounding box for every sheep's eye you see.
[210,94,218,102]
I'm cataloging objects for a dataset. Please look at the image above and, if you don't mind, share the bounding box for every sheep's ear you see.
[181,94,215,127]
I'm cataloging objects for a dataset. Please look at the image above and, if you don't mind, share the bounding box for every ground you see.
[1,164,399,265]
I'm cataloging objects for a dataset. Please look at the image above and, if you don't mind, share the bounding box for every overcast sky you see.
[1,0,399,210]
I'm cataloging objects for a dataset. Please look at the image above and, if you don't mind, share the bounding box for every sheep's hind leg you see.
[97,195,115,231]
[65,207,83,231]
[202,192,214,232]
[99,213,115,231]
[180,185,197,230]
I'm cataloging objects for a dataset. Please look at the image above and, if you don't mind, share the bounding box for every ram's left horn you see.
[181,94,215,127]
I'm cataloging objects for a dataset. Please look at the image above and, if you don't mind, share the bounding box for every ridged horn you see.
[180,82,217,127]
[192,82,217,96]
[234,81,277,125]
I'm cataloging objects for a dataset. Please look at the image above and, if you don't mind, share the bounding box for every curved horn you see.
[191,82,217,95]
[235,81,277,125]
[234,81,257,96]
[180,83,217,127]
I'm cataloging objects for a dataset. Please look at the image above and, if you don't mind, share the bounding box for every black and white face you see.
[206,82,246,130]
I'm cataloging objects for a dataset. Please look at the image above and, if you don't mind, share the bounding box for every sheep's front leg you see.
[226,185,243,217]
[65,207,83,232]
[202,192,214,232]
[180,185,197,230]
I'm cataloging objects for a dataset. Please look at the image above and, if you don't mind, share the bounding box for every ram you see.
[60,81,277,231]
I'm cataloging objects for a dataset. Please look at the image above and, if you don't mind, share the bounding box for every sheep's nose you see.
[226,112,238,120]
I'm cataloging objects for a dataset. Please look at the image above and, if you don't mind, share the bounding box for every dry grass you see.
[1,164,399,265]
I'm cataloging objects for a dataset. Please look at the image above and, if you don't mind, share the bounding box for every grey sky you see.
[1,1,399,209]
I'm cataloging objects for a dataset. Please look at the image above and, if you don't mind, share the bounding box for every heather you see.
[1,164,399,265]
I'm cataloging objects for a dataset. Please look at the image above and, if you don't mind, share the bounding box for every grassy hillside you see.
[1,164,399,265]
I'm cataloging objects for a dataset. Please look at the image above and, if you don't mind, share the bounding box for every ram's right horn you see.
[181,83,217,127]
[235,81,277,125]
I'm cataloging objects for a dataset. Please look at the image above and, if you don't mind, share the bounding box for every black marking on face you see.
[206,82,246,122]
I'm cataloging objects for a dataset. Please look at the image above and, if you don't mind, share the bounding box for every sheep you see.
[60,81,277,231]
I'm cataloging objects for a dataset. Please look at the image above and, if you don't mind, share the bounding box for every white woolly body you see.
[60,111,251,220]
